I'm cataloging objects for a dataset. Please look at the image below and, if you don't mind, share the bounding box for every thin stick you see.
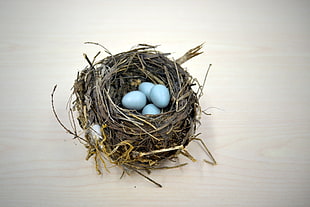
[198,64,212,99]
[180,149,197,162]
[191,137,217,165]
[152,163,188,170]
[84,42,115,63]
[51,85,86,142]
[92,51,101,64]
[133,169,162,188]
[83,53,94,69]
[128,113,157,130]
[138,145,184,157]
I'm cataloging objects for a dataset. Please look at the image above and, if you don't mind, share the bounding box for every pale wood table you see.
[1,0,309,206]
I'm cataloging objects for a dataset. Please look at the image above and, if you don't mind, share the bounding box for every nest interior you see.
[71,44,211,177]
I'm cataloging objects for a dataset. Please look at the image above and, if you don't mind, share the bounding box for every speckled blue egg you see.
[150,84,170,108]
[138,82,154,101]
[121,91,147,110]
[142,104,160,115]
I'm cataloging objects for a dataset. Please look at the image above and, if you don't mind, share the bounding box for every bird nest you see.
[52,43,216,187]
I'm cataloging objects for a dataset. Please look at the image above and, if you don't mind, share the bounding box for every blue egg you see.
[142,104,160,115]
[138,82,154,101]
[150,84,170,108]
[121,91,147,110]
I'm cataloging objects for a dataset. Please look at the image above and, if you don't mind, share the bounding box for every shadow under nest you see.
[52,43,216,187]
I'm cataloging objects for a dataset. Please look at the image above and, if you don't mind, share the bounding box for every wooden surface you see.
[1,0,310,206]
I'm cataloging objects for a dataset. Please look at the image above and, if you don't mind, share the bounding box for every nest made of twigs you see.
[52,43,215,187]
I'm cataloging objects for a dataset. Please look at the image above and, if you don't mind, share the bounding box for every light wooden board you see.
[0,0,310,206]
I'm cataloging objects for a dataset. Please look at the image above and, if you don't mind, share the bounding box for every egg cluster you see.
[121,82,170,115]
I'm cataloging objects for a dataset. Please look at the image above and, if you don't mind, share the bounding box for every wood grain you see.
[0,0,309,206]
